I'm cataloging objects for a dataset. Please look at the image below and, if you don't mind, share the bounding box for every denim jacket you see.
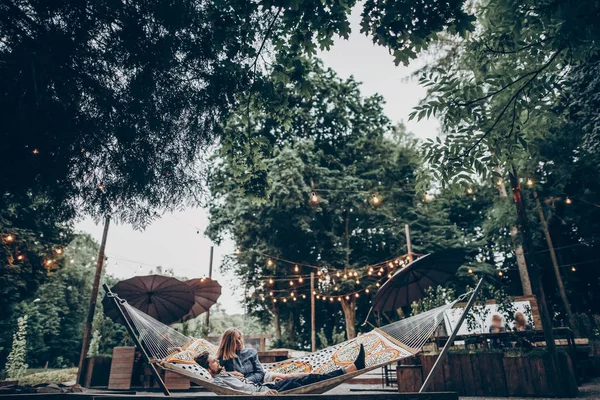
[219,348,265,383]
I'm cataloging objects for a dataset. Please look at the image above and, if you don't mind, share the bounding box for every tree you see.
[207,61,465,345]
[5,316,28,379]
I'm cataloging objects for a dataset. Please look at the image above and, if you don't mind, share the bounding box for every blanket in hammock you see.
[165,329,412,380]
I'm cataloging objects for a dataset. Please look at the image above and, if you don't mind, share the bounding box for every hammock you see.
[115,293,468,396]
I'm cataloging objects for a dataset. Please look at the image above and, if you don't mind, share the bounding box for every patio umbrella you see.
[370,248,467,313]
[103,275,195,325]
[183,277,222,319]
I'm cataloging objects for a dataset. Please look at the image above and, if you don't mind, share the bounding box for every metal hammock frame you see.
[102,279,483,396]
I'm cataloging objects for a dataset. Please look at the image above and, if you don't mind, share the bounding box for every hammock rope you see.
[117,292,470,395]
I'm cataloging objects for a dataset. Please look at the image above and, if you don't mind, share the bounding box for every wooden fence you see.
[397,352,578,397]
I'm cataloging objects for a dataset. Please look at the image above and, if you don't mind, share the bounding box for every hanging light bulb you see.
[17,254,24,261]
[424,193,434,201]
[365,288,370,294]
[236,248,242,255]
[467,188,474,194]
[379,267,384,273]
[336,271,341,277]
[468,268,473,274]
[55,248,63,254]
[330,297,334,302]
[355,293,359,298]
[45,260,52,266]
[267,259,274,267]
[5,234,14,242]
[290,280,294,286]
[526,178,534,187]
[356,280,360,284]
[269,278,274,284]
[282,298,287,303]
[302,294,306,299]
[310,192,319,204]
[338,297,342,302]
[369,267,374,273]
[294,265,299,272]
[571,266,576,272]
[343,273,348,279]
[371,194,381,205]
[298,277,304,283]
[32,148,39,154]
[273,298,278,303]
[498,271,503,276]
[388,262,393,268]
[316,295,320,299]
[317,270,322,276]
[293,297,297,301]
[566,197,572,204]
[388,273,392,278]
[345,295,350,300]
[269,291,274,296]
[376,282,380,287]
[312,291,317,295]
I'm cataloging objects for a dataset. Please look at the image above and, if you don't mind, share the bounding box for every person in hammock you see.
[195,344,366,394]
[217,328,305,383]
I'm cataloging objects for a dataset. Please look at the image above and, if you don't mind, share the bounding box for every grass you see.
[17,368,77,386]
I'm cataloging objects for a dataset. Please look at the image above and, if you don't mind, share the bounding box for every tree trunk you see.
[273,303,282,342]
[534,191,579,336]
[508,166,556,355]
[288,309,296,343]
[340,297,357,339]
[497,174,532,295]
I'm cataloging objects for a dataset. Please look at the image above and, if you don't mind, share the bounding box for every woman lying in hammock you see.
[195,344,365,394]
[218,328,304,383]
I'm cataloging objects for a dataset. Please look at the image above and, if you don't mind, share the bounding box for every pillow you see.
[165,349,198,365]
[173,363,213,381]
[183,338,218,356]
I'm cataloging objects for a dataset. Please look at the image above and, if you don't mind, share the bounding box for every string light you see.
[269,278,274,284]
[310,192,319,204]
[526,178,534,187]
[33,149,39,154]
[302,294,306,299]
[282,298,287,303]
[236,248,242,255]
[312,291,316,295]
[70,259,74,263]
[290,280,294,286]
[273,298,277,303]
[267,259,274,267]
[5,234,14,242]
[316,295,320,299]
[336,271,341,277]
[298,277,304,283]
[97,184,105,191]
[345,295,350,300]
[424,193,434,202]
[330,297,334,302]
[467,188,474,194]
[498,271,503,276]
[343,273,348,279]
[566,197,572,204]
[365,288,370,294]
[376,282,380,287]
[17,255,24,261]
[468,268,473,274]
[371,194,381,205]
[294,265,299,272]
[55,248,63,254]
[388,262,393,268]
[355,293,359,298]
[571,266,576,272]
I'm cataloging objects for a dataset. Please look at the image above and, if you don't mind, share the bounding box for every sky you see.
[74,5,440,315]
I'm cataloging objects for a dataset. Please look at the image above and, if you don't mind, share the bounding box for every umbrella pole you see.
[103,284,171,397]
[419,278,484,393]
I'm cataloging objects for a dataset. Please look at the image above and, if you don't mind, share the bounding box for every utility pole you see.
[533,191,578,336]
[310,272,316,352]
[204,246,214,338]
[405,224,413,262]
[77,215,110,385]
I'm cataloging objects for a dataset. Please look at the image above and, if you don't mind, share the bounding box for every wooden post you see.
[533,191,578,336]
[420,278,484,392]
[102,284,171,396]
[204,246,214,337]
[311,272,316,352]
[405,224,413,262]
[77,215,110,385]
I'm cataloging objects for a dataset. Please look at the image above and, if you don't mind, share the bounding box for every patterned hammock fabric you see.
[120,295,462,393]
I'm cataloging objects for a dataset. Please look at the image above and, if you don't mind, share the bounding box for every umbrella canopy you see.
[103,275,195,325]
[371,248,467,313]
[184,277,222,319]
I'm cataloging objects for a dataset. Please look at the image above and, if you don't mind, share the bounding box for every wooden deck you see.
[0,392,458,400]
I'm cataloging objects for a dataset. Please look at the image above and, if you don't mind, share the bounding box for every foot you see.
[353,344,366,370]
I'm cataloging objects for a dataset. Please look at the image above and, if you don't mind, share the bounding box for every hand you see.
[273,376,284,382]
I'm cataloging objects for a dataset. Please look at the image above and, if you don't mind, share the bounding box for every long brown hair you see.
[217,328,243,360]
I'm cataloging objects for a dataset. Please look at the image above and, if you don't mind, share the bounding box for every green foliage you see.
[5,316,29,379]
[411,286,456,315]
[316,327,346,348]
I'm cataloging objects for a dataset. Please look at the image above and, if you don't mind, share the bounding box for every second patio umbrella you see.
[183,277,222,319]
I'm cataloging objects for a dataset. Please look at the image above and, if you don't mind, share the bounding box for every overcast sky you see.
[75,4,440,315]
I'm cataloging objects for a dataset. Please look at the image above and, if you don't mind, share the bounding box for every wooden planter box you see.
[82,356,112,388]
[398,352,578,397]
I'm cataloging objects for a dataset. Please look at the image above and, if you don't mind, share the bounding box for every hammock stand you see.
[102,279,483,396]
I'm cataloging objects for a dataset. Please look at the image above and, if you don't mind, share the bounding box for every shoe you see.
[354,344,365,370]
